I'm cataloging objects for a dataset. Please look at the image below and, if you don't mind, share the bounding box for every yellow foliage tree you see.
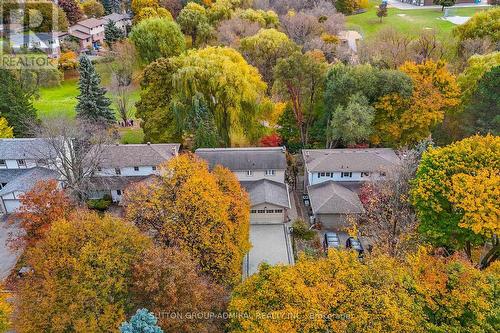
[133,6,173,24]
[450,169,499,238]
[0,118,13,138]
[228,251,425,333]
[124,154,250,286]
[0,285,10,333]
[374,60,460,146]
[14,211,150,333]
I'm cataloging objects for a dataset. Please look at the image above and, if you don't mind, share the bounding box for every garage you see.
[241,179,291,225]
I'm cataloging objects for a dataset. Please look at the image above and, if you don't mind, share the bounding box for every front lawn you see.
[346,2,488,41]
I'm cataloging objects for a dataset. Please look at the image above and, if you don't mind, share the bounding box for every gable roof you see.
[241,179,290,208]
[308,181,364,215]
[196,147,287,171]
[69,30,90,39]
[74,18,104,29]
[0,138,54,160]
[0,167,59,196]
[99,144,180,168]
[302,148,399,173]
[0,169,28,184]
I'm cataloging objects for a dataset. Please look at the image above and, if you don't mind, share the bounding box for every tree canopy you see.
[136,46,266,146]
[411,134,499,258]
[124,154,251,286]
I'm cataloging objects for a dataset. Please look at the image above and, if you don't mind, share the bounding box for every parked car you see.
[323,232,340,252]
[346,237,364,257]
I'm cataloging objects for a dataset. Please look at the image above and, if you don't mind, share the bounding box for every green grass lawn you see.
[33,61,144,143]
[346,2,487,41]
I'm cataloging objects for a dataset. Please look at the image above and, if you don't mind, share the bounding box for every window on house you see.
[257,210,265,213]
[116,189,122,195]
[246,170,253,176]
[265,169,276,176]
[266,209,274,214]
[317,173,321,178]
[325,172,331,177]
[341,172,352,178]
[0,160,5,166]
[320,172,325,177]
[361,172,370,178]
[0,183,6,188]
[17,159,26,167]
[380,171,386,177]
[115,168,121,175]
[250,209,257,213]
[275,209,283,213]
[134,166,139,171]
[37,159,47,165]
[152,166,157,171]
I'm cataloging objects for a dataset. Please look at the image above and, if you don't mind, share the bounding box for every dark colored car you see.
[346,237,364,257]
[323,232,340,252]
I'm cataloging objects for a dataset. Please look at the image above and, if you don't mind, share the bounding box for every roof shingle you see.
[196,147,287,171]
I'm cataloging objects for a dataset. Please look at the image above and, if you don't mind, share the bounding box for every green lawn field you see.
[346,2,488,41]
[33,62,144,143]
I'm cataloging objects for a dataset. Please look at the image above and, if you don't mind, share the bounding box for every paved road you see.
[0,218,21,281]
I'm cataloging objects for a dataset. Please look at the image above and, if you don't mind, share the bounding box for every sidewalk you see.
[386,0,491,10]
[0,219,21,282]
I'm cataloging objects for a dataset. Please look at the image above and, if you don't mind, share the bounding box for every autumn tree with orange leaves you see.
[9,180,73,249]
[131,245,227,333]
[228,248,499,333]
[374,60,460,147]
[124,153,250,286]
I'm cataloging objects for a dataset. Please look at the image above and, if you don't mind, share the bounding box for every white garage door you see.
[3,199,21,214]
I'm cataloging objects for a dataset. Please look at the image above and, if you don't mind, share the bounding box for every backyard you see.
[33,62,144,143]
[346,2,488,40]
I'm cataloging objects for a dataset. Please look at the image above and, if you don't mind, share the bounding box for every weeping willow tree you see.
[136,46,267,146]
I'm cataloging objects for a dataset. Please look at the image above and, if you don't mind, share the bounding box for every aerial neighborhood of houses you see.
[0,137,399,276]
[5,12,131,58]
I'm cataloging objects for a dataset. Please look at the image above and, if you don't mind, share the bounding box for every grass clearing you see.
[346,2,488,41]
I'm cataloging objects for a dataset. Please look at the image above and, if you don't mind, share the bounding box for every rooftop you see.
[0,138,54,160]
[302,148,399,172]
[99,143,180,168]
[0,167,59,196]
[241,179,290,208]
[308,181,364,215]
[74,18,104,29]
[196,147,287,171]
[102,13,130,22]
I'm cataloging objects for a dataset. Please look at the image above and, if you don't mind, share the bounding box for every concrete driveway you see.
[0,217,21,281]
[243,223,294,277]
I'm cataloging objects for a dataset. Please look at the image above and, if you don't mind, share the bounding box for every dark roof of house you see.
[99,144,180,168]
[89,176,150,190]
[0,138,53,160]
[69,30,91,39]
[0,167,59,196]
[302,148,399,173]
[195,147,287,171]
[74,18,104,29]
[308,181,364,215]
[0,169,28,184]
[241,179,290,208]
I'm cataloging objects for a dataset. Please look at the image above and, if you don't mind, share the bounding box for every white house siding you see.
[234,170,286,184]
[250,203,286,224]
[307,171,385,186]
[0,159,37,169]
[96,166,157,177]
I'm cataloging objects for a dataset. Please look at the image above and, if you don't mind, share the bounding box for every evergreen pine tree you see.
[120,309,163,333]
[100,0,121,14]
[0,69,38,137]
[104,20,125,46]
[75,55,115,124]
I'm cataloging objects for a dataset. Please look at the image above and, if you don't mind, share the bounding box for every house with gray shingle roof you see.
[196,147,294,276]
[90,143,180,203]
[302,148,399,230]
[0,139,61,214]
